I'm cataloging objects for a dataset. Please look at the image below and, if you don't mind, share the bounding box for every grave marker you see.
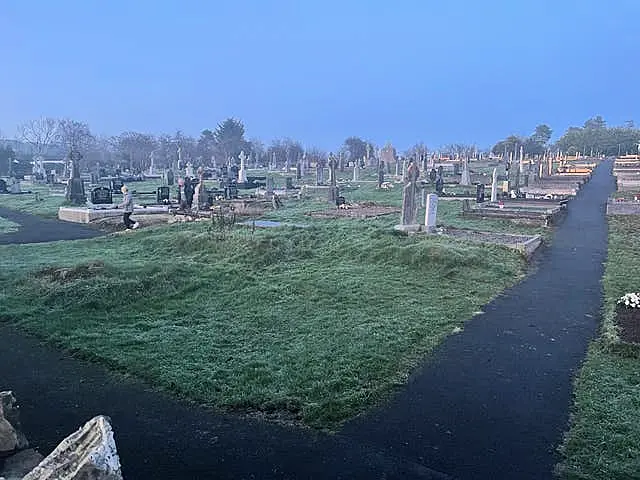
[425,194,438,232]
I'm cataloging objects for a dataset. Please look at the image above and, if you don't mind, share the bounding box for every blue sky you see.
[2,0,639,151]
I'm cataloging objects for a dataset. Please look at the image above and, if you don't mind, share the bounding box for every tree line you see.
[492,116,640,158]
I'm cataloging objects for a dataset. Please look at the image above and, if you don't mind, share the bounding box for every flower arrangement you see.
[617,292,640,309]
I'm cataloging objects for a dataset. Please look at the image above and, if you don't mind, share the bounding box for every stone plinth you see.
[58,206,169,224]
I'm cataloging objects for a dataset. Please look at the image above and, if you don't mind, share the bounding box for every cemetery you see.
[0,129,638,480]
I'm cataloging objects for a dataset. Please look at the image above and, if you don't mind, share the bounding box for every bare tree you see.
[57,119,95,153]
[18,117,58,155]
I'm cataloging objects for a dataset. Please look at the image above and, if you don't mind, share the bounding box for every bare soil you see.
[615,304,640,343]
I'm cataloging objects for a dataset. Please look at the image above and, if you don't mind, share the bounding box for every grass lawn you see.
[0,216,20,234]
[0,213,528,429]
[557,215,640,479]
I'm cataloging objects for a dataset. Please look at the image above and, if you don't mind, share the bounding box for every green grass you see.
[0,185,67,218]
[0,218,527,429]
[557,215,640,479]
[0,216,20,234]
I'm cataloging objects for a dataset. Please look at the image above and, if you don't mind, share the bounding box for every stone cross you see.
[238,151,248,183]
[400,160,420,226]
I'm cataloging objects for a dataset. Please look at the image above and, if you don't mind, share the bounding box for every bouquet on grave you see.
[617,292,640,309]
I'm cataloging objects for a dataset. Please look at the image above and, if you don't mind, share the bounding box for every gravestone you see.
[0,179,6,193]
[166,169,175,186]
[185,162,194,178]
[266,177,275,195]
[296,162,302,180]
[491,168,498,202]
[157,186,170,204]
[476,184,485,203]
[315,163,324,185]
[353,164,360,181]
[429,168,437,183]
[328,156,338,204]
[285,177,294,190]
[435,175,444,195]
[377,161,385,188]
[400,161,420,225]
[238,151,248,183]
[65,150,86,205]
[91,186,112,204]
[425,193,438,232]
[110,178,124,192]
[381,144,396,175]
[460,158,471,186]
[300,160,306,178]
[328,154,337,184]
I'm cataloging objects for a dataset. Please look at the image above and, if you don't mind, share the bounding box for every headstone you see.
[238,151,248,183]
[400,161,420,225]
[476,184,485,203]
[66,150,86,205]
[395,159,400,177]
[157,186,170,204]
[424,193,438,232]
[401,159,407,178]
[0,179,6,193]
[9,180,21,194]
[420,188,426,207]
[491,168,498,201]
[353,163,360,182]
[435,175,444,195]
[381,144,396,175]
[110,178,124,192]
[315,163,324,185]
[266,177,275,195]
[296,162,302,180]
[429,168,437,183]
[377,161,385,188]
[285,177,294,190]
[166,169,175,186]
[328,154,337,184]
[300,160,306,178]
[460,158,471,186]
[185,162,194,178]
[91,187,112,205]
[328,156,338,204]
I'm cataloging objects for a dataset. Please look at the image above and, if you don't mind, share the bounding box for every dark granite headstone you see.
[157,186,170,204]
[476,184,485,203]
[429,168,437,183]
[91,186,112,204]
[66,150,86,205]
[166,170,175,186]
[285,177,294,189]
[110,178,124,192]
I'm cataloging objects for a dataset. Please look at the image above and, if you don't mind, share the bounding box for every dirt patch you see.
[307,202,399,219]
[36,260,105,283]
[90,214,175,232]
[615,304,640,344]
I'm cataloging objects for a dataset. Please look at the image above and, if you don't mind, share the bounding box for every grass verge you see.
[557,215,640,479]
[0,218,526,430]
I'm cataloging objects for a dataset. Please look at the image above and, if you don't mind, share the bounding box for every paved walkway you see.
[0,207,102,244]
[343,160,615,479]
[0,161,614,479]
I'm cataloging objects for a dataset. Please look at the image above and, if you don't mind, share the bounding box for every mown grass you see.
[0,216,20,234]
[0,218,527,429]
[557,215,640,479]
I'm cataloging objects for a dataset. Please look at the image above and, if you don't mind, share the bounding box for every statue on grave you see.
[400,160,420,225]
[65,150,86,204]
